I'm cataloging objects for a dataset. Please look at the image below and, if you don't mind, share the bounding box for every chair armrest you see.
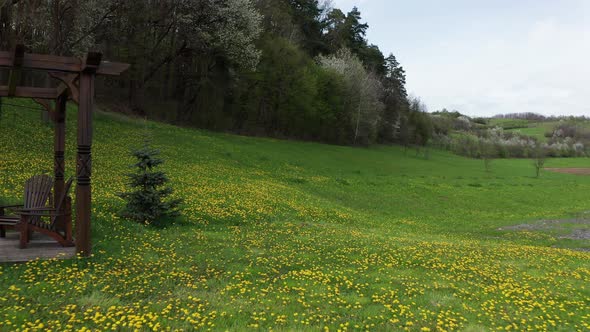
[0,205,23,216]
[16,209,53,216]
[17,211,63,218]
[16,207,69,216]
[16,207,56,213]
[14,208,57,216]
[0,204,24,209]
[20,212,65,218]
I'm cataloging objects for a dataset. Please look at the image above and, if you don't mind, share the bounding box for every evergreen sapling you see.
[119,137,182,226]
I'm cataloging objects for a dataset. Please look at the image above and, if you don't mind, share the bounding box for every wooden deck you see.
[0,231,76,263]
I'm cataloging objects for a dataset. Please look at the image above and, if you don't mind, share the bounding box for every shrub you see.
[431,115,453,136]
[451,133,480,158]
[436,125,587,159]
[472,117,488,125]
[453,116,472,131]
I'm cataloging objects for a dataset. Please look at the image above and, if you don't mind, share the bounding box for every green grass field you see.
[505,124,552,141]
[488,118,531,130]
[502,122,555,142]
[0,101,589,331]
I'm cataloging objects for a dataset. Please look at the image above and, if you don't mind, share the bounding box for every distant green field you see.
[504,122,556,141]
[500,119,590,142]
[0,100,589,331]
[488,118,530,129]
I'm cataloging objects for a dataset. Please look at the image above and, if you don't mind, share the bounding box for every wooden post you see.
[7,44,24,96]
[54,93,67,228]
[75,52,101,256]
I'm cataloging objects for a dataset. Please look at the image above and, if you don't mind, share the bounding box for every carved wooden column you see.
[54,93,67,228]
[76,52,101,256]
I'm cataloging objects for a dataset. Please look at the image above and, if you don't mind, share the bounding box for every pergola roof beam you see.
[0,86,58,99]
[0,51,129,76]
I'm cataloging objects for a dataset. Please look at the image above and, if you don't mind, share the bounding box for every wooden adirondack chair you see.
[0,175,54,238]
[16,178,74,248]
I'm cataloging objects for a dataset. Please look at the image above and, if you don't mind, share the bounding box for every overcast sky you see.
[330,0,589,117]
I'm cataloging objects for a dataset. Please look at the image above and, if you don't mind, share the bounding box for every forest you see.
[0,0,432,146]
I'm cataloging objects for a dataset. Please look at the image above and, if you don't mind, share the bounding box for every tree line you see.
[0,0,432,146]
[493,112,589,122]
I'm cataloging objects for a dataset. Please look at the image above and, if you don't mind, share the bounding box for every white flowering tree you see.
[318,49,384,145]
[214,0,263,70]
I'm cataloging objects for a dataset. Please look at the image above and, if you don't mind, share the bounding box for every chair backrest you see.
[48,177,74,229]
[23,175,53,209]
[54,177,74,214]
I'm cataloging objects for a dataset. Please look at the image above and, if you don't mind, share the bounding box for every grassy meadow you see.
[0,101,589,331]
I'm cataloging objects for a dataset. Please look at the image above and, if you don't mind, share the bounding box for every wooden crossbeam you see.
[7,45,25,96]
[0,86,58,99]
[32,98,54,116]
[0,51,129,76]
[51,72,80,104]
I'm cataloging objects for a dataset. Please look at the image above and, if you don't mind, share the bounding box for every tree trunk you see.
[0,4,13,50]
[354,94,362,145]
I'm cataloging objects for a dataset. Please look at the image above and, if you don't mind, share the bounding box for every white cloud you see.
[328,0,590,116]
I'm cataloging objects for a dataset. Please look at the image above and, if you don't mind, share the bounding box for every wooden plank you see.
[0,86,57,99]
[0,51,129,76]
[0,231,75,263]
[97,61,131,76]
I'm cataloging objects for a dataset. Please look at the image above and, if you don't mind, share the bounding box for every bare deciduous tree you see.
[532,144,546,178]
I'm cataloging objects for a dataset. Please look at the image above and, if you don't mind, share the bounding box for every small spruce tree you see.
[118,137,182,226]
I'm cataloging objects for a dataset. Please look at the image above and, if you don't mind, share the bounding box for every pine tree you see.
[118,137,182,226]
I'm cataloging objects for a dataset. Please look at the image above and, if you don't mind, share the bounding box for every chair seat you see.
[0,215,18,239]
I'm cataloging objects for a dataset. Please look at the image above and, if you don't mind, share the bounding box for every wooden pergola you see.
[0,45,129,257]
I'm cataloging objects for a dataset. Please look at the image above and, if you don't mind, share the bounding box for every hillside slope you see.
[0,101,589,331]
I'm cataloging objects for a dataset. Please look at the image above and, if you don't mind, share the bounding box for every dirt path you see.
[545,168,590,175]
[498,218,590,242]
